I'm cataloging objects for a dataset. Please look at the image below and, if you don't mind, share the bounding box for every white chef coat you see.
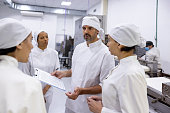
[145,47,161,69]
[102,55,149,113]
[19,46,60,113]
[65,39,115,113]
[0,55,46,113]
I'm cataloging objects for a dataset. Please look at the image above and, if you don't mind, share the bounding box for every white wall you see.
[87,2,102,15]
[21,15,57,49]
[107,0,156,39]
[157,0,170,74]
[0,5,81,49]
[107,0,170,74]
[56,15,78,37]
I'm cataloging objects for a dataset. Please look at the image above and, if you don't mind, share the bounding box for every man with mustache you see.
[52,16,115,113]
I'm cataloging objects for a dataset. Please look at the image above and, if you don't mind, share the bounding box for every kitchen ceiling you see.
[12,0,101,11]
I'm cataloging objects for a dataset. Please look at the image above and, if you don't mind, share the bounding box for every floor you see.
[48,67,71,113]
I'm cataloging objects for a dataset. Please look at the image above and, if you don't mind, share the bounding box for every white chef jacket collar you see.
[119,55,137,65]
[35,46,48,52]
[0,55,18,67]
[89,39,102,48]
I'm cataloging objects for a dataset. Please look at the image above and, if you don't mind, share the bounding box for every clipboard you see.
[34,68,66,91]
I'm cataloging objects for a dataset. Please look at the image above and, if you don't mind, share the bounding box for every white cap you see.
[0,18,31,49]
[138,36,146,48]
[34,30,46,42]
[109,24,143,47]
[82,16,100,31]
[98,28,105,40]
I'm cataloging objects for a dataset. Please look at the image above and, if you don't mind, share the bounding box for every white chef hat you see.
[98,28,105,40]
[82,16,100,31]
[109,24,144,47]
[0,18,31,49]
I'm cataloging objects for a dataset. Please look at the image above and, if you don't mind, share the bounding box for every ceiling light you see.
[61,1,71,6]
[19,5,31,10]
[54,9,66,14]
[20,11,43,17]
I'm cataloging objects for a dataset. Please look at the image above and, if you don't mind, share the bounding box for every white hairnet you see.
[34,30,47,42]
[138,36,146,48]
[0,18,31,49]
[109,24,144,47]
[82,16,100,31]
[98,28,105,40]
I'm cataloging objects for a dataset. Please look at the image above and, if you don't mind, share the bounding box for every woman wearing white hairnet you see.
[87,24,149,113]
[0,18,46,113]
[19,31,60,113]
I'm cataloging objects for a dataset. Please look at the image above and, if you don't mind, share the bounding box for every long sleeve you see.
[1,76,47,113]
[0,61,46,113]
[99,53,115,86]
[145,47,161,68]
[26,79,46,113]
[101,56,149,113]
[116,73,149,113]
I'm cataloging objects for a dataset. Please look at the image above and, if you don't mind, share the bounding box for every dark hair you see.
[120,46,135,52]
[0,47,17,55]
[114,40,135,52]
[146,41,154,47]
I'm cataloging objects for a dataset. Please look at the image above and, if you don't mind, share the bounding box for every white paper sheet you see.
[34,68,66,91]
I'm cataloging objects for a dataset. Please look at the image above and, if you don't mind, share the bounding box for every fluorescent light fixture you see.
[19,5,31,10]
[20,11,43,17]
[61,1,71,6]
[54,9,66,14]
